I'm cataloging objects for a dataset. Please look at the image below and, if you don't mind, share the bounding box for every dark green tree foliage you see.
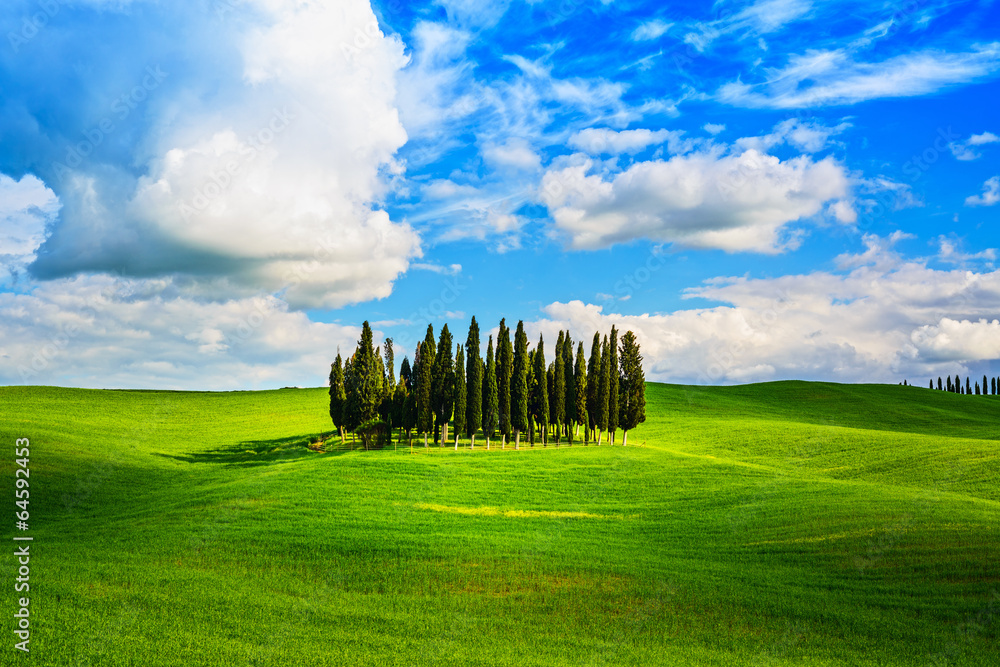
[511,320,530,448]
[617,330,646,446]
[586,332,601,440]
[993,377,997,395]
[453,345,466,446]
[527,350,536,445]
[574,341,588,442]
[497,319,512,442]
[345,322,384,450]
[984,375,989,395]
[563,332,575,440]
[975,381,981,395]
[597,335,611,444]
[947,376,953,392]
[383,338,395,392]
[966,377,971,395]
[328,353,346,440]
[531,334,549,446]
[937,376,942,391]
[416,327,436,445]
[465,317,483,441]
[929,379,933,390]
[432,324,455,445]
[392,382,406,443]
[608,325,619,442]
[399,357,412,391]
[483,335,498,445]
[552,332,565,444]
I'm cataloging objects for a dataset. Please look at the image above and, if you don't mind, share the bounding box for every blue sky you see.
[1,0,999,389]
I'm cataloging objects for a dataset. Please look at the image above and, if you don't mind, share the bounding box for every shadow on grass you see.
[156,432,357,467]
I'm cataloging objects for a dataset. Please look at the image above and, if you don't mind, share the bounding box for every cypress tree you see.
[531,334,549,446]
[399,356,412,390]
[937,376,942,391]
[574,342,588,443]
[618,330,646,446]
[402,385,416,447]
[608,325,619,443]
[416,327,436,447]
[955,375,960,393]
[383,338,395,392]
[511,321,530,449]
[993,377,997,395]
[597,335,610,445]
[453,345,466,449]
[432,324,455,446]
[552,332,566,445]
[483,335,498,450]
[947,376,953,392]
[497,319,512,448]
[329,353,346,443]
[563,332,575,443]
[348,321,383,450]
[985,375,989,396]
[928,379,933,390]
[975,381,980,395]
[392,382,406,446]
[966,377,972,395]
[586,332,601,443]
[466,317,483,446]
[527,349,536,445]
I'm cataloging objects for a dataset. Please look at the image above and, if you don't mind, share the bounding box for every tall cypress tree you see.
[453,344,466,449]
[937,376,942,391]
[329,353,346,442]
[993,377,997,395]
[348,321,383,450]
[465,317,483,446]
[984,375,989,396]
[511,321,530,449]
[586,332,601,443]
[497,319,512,448]
[383,338,395,392]
[399,357,412,391]
[617,330,646,446]
[531,334,549,446]
[432,324,455,446]
[416,327,436,447]
[947,376,953,392]
[929,379,933,390]
[483,335,498,449]
[574,341,588,443]
[563,332,575,443]
[552,332,565,445]
[597,335,610,445]
[608,325,619,443]
[966,377,972,395]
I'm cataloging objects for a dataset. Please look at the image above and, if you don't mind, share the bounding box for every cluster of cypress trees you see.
[922,374,1000,396]
[329,317,646,450]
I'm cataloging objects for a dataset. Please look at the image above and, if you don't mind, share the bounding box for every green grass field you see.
[2,381,998,666]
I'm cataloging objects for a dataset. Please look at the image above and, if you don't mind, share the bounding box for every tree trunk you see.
[622,430,628,447]
[339,425,345,444]
[454,431,458,451]
[471,434,476,450]
[515,430,520,450]
[442,421,448,448]
[576,423,580,437]
[486,435,490,450]
[502,433,506,450]
[597,430,602,445]
[424,433,428,448]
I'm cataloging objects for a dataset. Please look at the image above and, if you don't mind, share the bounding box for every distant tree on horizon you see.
[563,332,575,443]
[552,332,565,445]
[586,332,601,443]
[431,324,455,446]
[530,334,549,446]
[416,327,436,447]
[938,376,943,391]
[966,377,972,395]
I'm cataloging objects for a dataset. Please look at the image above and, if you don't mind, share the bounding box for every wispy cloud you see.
[718,44,1000,108]
[631,19,672,42]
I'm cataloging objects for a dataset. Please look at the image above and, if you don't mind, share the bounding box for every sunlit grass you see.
[1,381,997,666]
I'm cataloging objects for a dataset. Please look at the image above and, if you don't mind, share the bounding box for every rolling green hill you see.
[1,381,997,666]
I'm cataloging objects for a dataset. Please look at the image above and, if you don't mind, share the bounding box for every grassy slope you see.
[1,382,998,666]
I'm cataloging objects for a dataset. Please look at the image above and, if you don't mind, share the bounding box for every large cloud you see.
[539,149,852,252]
[2,0,419,309]
[527,234,1000,384]
[0,275,360,390]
